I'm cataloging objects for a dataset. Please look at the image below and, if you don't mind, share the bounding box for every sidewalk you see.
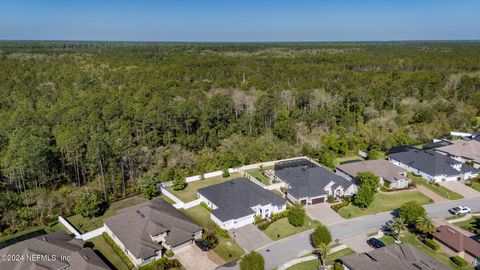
[417,185,447,203]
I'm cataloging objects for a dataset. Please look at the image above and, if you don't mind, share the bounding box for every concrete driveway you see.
[229,224,272,251]
[174,244,221,270]
[439,181,480,199]
[340,234,374,253]
[305,203,345,225]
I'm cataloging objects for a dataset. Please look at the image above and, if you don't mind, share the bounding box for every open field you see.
[409,173,463,200]
[338,191,433,219]
[166,173,241,202]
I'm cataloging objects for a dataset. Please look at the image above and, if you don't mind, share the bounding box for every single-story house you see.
[104,198,202,267]
[436,139,480,169]
[197,178,286,230]
[389,149,479,182]
[433,225,480,268]
[336,160,409,189]
[340,244,451,270]
[274,158,357,205]
[0,231,110,270]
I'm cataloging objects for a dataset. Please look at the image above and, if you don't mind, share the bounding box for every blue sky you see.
[0,0,479,41]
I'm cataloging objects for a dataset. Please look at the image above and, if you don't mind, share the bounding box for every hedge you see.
[450,256,468,267]
[102,232,135,269]
[331,199,350,212]
[334,261,344,270]
[423,238,440,251]
[139,257,182,270]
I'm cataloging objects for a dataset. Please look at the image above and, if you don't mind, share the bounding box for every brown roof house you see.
[433,225,480,267]
[0,231,110,270]
[104,198,202,267]
[336,160,409,189]
[436,139,480,169]
[340,244,452,270]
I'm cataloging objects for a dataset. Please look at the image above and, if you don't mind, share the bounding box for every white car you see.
[449,206,471,215]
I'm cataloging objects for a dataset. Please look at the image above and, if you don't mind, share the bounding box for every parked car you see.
[449,206,471,215]
[367,238,385,249]
[385,220,394,228]
[195,239,210,251]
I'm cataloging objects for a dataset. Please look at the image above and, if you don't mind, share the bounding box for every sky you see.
[0,0,479,42]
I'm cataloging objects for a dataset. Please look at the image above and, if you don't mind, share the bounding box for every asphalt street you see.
[219,196,480,270]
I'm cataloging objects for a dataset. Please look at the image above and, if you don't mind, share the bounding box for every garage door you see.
[300,199,307,205]
[311,197,325,204]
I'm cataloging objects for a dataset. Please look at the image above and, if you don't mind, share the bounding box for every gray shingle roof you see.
[340,244,452,270]
[104,198,201,260]
[389,149,478,177]
[275,159,353,199]
[336,160,407,184]
[197,178,286,222]
[436,139,480,164]
[0,231,110,270]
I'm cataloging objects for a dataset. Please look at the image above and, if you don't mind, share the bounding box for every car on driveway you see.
[195,239,210,251]
[449,206,471,215]
[367,238,385,249]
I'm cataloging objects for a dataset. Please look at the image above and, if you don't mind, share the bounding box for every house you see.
[432,225,480,268]
[340,244,452,270]
[389,149,479,182]
[336,160,409,189]
[435,139,480,169]
[104,198,202,267]
[197,178,286,230]
[274,158,357,205]
[423,139,452,150]
[0,231,110,270]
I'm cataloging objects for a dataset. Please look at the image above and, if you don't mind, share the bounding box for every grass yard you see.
[245,166,273,185]
[263,217,320,241]
[67,195,148,233]
[453,216,480,234]
[182,205,244,263]
[334,155,364,166]
[87,236,131,270]
[338,191,433,219]
[469,181,480,192]
[409,173,463,200]
[286,248,354,270]
[380,232,474,270]
[0,221,69,245]
[166,173,241,202]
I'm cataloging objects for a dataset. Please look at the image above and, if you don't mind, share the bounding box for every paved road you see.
[218,196,480,270]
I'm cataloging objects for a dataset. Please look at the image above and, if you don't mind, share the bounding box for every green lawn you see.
[87,236,131,270]
[166,173,241,202]
[67,195,148,233]
[334,155,364,166]
[409,173,463,200]
[263,217,320,241]
[245,166,273,185]
[286,248,354,270]
[453,216,480,234]
[380,232,474,270]
[338,191,433,219]
[469,182,480,192]
[182,205,244,263]
[0,221,70,244]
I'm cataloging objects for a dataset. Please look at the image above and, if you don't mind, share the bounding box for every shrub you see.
[216,227,230,238]
[334,261,344,270]
[165,249,174,257]
[139,258,182,270]
[256,220,272,231]
[138,175,159,199]
[451,256,468,267]
[102,233,135,269]
[240,251,264,270]
[254,215,264,225]
[200,201,212,212]
[288,205,306,227]
[311,224,332,247]
[399,201,426,226]
[74,189,104,218]
[172,178,186,191]
[331,199,350,212]
[423,238,440,251]
[327,195,335,203]
[271,210,289,222]
[203,233,219,248]
[223,168,230,177]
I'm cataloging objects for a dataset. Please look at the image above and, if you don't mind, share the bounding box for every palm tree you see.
[315,242,331,269]
[415,216,436,236]
[390,217,407,243]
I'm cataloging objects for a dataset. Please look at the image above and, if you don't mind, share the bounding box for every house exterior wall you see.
[388,178,409,189]
[286,192,300,203]
[104,224,162,267]
[211,213,255,230]
[197,192,218,210]
[389,158,460,183]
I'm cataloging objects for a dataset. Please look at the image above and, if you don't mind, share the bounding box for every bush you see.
[256,220,272,231]
[254,215,264,225]
[399,201,426,226]
[271,210,289,222]
[240,251,264,270]
[451,256,468,267]
[311,224,332,247]
[423,238,440,251]
[138,175,160,199]
[288,205,306,227]
[334,261,344,270]
[74,189,104,218]
[223,168,230,178]
[216,227,230,238]
[331,198,350,212]
[172,178,186,191]
[165,249,174,257]
[327,195,335,203]
[200,201,212,212]
[203,233,219,248]
[102,233,135,269]
[139,258,182,270]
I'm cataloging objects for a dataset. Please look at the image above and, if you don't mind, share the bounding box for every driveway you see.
[174,244,221,270]
[229,224,272,251]
[305,203,345,225]
[340,234,374,253]
[439,181,480,199]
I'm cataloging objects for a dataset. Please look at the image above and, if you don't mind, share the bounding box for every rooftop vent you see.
[136,210,145,218]
[83,255,89,261]
[41,237,48,242]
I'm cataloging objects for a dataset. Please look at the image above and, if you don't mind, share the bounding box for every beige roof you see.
[104,198,202,260]
[436,140,480,164]
[0,231,110,270]
[336,160,407,183]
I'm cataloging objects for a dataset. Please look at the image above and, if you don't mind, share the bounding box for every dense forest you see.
[0,41,479,233]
